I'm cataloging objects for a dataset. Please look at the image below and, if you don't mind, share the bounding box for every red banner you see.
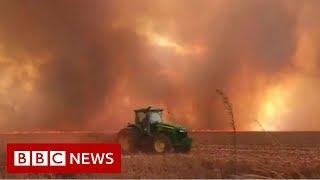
[7,144,121,173]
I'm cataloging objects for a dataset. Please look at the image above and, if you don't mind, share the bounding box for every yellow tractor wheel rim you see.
[119,136,130,151]
[154,139,166,153]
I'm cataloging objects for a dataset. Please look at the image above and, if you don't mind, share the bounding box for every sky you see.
[0,0,319,131]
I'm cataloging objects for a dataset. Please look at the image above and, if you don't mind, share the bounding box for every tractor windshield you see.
[135,110,163,123]
[149,111,163,124]
[136,112,146,122]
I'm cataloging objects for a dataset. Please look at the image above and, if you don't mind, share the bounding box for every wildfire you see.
[255,84,291,131]
[0,54,40,95]
[136,19,206,56]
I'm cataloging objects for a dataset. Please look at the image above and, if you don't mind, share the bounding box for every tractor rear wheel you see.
[117,128,139,153]
[152,134,172,153]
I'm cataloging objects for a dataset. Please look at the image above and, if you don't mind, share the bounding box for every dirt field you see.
[1,132,320,178]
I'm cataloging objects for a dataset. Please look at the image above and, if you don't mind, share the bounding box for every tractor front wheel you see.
[117,128,139,153]
[152,134,172,153]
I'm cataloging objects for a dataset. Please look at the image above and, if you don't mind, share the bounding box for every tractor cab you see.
[134,106,163,125]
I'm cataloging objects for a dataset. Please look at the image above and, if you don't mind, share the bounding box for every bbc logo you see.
[7,144,121,173]
[14,151,66,166]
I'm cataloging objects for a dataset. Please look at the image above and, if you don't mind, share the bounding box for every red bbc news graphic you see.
[6,143,121,173]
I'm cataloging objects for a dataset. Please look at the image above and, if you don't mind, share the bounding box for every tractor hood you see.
[155,122,187,132]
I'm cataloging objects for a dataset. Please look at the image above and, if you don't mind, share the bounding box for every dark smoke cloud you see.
[0,0,319,131]
[0,0,149,129]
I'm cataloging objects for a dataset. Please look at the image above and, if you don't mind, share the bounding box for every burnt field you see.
[0,132,320,178]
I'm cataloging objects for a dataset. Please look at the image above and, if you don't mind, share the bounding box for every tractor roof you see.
[134,106,163,112]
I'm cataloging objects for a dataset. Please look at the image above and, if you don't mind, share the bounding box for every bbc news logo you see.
[7,144,121,173]
[14,151,67,166]
[14,151,114,166]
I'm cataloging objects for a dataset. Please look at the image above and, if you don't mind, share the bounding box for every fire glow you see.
[0,1,320,131]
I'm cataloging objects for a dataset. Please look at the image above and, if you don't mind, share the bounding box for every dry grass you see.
[117,145,320,179]
[0,132,320,178]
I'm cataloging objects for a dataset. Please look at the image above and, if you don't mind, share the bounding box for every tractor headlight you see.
[179,128,187,133]
[178,128,187,138]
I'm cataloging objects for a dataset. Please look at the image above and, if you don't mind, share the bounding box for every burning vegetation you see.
[0,0,319,131]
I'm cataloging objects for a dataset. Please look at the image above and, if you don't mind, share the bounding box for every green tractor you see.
[117,106,192,153]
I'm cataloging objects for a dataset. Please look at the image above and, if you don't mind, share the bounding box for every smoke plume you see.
[0,0,319,131]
